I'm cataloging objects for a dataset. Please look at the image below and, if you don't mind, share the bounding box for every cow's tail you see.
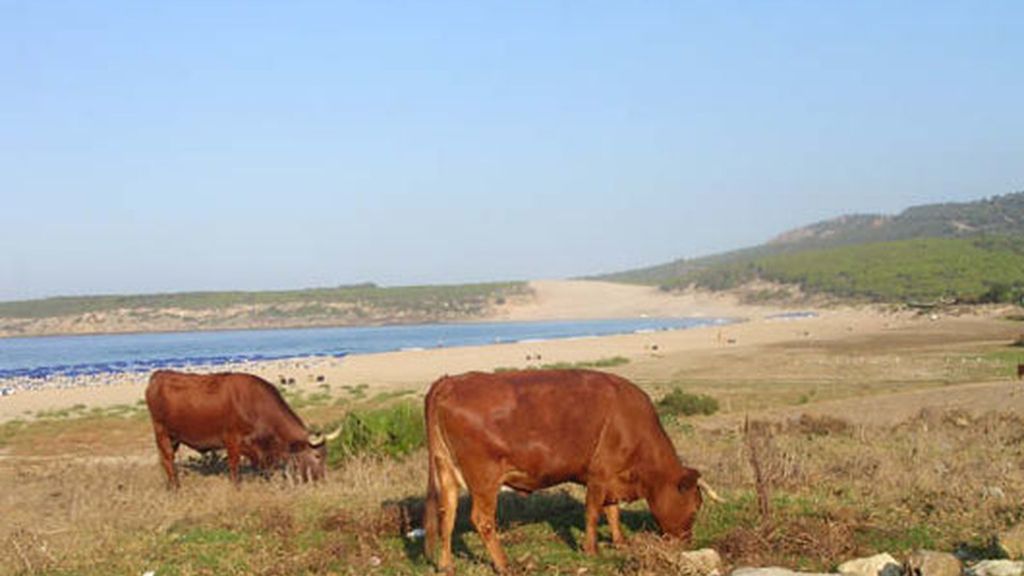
[423,376,464,564]
[423,379,444,562]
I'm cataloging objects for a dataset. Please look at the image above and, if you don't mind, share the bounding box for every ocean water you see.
[0,317,733,380]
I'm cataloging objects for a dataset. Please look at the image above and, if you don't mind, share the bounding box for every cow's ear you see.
[678,467,700,492]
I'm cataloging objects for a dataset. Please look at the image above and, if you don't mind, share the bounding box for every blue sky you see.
[2,2,1022,301]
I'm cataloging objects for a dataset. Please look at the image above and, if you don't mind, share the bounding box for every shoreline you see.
[1,301,1016,425]
[6,279,985,424]
[0,315,750,419]
[0,304,880,423]
[0,315,739,380]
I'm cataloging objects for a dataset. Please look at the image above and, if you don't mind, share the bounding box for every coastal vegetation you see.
[0,281,529,338]
[325,402,425,466]
[656,387,720,419]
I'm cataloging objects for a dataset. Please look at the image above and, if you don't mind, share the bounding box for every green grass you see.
[857,523,937,555]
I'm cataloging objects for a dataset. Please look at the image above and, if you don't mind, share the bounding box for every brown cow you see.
[423,369,719,573]
[145,370,335,488]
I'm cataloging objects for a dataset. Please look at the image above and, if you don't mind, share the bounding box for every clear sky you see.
[2,2,1022,301]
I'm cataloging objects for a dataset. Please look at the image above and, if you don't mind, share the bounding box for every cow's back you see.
[146,370,262,451]
[427,369,668,489]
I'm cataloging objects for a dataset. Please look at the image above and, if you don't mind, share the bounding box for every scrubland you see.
[3,306,1024,575]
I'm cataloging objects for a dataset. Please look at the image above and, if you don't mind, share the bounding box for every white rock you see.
[678,548,723,576]
[968,560,1024,576]
[839,553,902,576]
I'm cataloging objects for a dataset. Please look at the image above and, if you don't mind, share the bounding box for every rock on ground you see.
[678,548,724,576]
[968,560,1024,576]
[905,550,962,576]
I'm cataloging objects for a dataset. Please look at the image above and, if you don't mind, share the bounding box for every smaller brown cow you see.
[423,369,720,573]
[145,370,336,487]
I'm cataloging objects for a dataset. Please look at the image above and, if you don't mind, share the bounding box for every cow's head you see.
[650,467,723,542]
[289,427,341,482]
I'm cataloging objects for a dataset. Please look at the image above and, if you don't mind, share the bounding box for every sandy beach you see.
[1,279,1019,423]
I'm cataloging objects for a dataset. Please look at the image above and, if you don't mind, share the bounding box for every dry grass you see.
[1,406,1021,575]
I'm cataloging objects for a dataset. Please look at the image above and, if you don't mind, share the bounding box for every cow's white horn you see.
[697,478,725,503]
[324,426,343,441]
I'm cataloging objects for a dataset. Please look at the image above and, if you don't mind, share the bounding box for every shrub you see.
[325,402,424,467]
[657,388,719,419]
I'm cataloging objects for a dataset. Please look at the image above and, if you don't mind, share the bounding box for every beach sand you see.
[1,279,1020,424]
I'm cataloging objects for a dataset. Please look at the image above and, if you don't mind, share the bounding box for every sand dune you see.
[489,279,765,321]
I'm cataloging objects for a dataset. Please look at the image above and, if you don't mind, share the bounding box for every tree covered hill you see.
[601,192,1024,304]
[767,191,1024,249]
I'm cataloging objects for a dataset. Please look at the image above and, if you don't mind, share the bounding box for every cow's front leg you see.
[604,503,625,548]
[224,436,243,485]
[583,485,608,555]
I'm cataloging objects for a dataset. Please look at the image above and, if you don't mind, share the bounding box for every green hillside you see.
[674,236,1024,303]
[602,191,1024,304]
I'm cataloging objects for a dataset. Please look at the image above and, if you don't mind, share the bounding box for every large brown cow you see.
[423,369,719,573]
[145,370,335,488]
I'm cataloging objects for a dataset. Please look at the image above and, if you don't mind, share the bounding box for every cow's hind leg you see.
[152,423,179,489]
[434,456,461,574]
[470,484,509,574]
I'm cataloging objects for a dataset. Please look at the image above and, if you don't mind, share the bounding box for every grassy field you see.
[2,324,1024,575]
